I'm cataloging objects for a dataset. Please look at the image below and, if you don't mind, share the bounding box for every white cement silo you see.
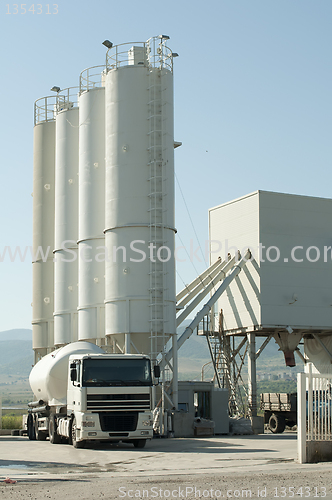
[78,69,106,343]
[32,97,56,360]
[54,89,79,346]
[104,38,176,357]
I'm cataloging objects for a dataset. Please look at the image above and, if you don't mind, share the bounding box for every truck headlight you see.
[82,421,95,427]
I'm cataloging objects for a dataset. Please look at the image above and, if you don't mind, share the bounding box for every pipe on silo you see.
[54,105,79,346]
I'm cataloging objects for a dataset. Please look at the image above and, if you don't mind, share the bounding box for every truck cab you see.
[28,343,156,449]
[66,354,154,447]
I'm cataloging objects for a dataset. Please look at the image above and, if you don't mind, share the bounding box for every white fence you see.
[297,367,332,463]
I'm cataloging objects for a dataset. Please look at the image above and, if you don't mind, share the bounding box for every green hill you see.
[0,329,32,341]
[0,340,33,376]
[0,330,33,404]
[176,321,303,382]
[0,326,301,403]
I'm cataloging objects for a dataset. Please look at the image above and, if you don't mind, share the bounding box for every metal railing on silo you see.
[34,96,57,125]
[105,37,173,73]
[79,65,106,94]
[34,87,79,125]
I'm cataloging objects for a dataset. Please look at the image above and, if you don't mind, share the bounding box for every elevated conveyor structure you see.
[206,191,332,423]
[171,249,297,419]
[163,250,261,417]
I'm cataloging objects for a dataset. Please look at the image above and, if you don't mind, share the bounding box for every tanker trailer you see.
[27,342,158,448]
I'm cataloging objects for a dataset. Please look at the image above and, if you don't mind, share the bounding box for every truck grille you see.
[87,393,150,412]
[99,412,138,432]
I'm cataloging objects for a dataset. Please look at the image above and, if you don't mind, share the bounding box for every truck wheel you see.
[27,414,36,441]
[49,415,61,444]
[68,420,73,445]
[133,439,146,449]
[269,414,285,434]
[71,417,85,449]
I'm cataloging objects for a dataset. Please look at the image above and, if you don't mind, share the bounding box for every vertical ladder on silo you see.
[147,41,167,366]
[147,38,171,433]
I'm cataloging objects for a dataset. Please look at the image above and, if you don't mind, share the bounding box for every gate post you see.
[297,372,306,463]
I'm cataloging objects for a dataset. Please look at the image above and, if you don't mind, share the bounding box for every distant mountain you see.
[0,325,299,381]
[0,330,33,378]
[0,340,33,376]
[176,320,301,380]
[0,329,32,341]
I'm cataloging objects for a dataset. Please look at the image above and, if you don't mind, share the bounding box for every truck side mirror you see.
[154,365,161,379]
[70,368,77,382]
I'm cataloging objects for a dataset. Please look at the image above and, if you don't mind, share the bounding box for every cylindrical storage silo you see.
[78,80,105,343]
[32,99,56,361]
[105,39,176,358]
[54,92,79,346]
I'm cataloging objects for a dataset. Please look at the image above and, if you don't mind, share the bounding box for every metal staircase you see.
[203,315,247,416]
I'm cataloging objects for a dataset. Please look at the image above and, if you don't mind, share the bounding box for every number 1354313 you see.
[6,4,58,14]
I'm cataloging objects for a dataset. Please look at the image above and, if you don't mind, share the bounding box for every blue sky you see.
[0,0,331,331]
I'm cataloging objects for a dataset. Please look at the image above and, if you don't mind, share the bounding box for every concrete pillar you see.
[247,332,257,417]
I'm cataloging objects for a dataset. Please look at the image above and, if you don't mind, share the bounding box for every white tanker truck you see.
[27,342,159,448]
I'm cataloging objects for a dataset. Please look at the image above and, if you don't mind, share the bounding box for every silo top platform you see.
[209,190,332,336]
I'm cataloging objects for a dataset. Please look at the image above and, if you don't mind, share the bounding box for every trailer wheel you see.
[268,414,285,434]
[49,415,61,444]
[71,417,85,449]
[133,439,146,449]
[35,417,47,441]
[35,427,47,441]
[27,414,36,441]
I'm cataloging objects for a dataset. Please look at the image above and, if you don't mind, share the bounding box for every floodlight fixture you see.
[172,53,179,58]
[158,34,170,40]
[102,40,113,49]
[50,86,61,93]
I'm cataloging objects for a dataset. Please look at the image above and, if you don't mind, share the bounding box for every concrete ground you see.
[0,432,331,499]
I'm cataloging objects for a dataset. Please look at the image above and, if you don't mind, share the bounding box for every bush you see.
[257,380,297,394]
[1,415,22,429]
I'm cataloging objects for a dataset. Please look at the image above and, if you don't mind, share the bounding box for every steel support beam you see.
[176,257,222,303]
[161,250,251,370]
[176,257,235,327]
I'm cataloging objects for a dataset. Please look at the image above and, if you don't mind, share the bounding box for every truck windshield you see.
[82,358,152,387]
